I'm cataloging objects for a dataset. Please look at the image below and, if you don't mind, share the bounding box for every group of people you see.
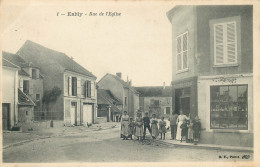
[170,110,201,145]
[120,110,201,145]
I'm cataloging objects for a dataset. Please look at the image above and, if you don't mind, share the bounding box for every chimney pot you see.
[116,72,122,78]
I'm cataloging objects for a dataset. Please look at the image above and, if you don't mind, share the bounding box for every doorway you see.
[175,87,191,116]
[70,102,77,125]
[2,103,11,130]
[83,104,93,124]
[180,97,190,116]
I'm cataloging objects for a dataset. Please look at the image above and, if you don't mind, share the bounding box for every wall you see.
[2,67,18,127]
[196,5,253,76]
[18,106,34,123]
[170,6,197,82]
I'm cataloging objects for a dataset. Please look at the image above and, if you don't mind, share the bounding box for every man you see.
[143,112,152,140]
[169,111,179,140]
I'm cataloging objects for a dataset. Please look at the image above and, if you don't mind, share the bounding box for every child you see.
[135,112,143,141]
[187,119,194,143]
[180,120,188,143]
[128,117,135,140]
[193,116,201,145]
[143,112,152,140]
[159,116,167,140]
[150,113,159,139]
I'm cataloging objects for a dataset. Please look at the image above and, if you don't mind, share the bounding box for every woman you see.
[150,113,159,139]
[159,116,167,140]
[121,111,129,140]
[135,112,143,141]
[176,110,188,141]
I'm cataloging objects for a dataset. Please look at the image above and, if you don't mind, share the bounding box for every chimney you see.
[129,80,132,86]
[163,82,166,89]
[116,72,122,78]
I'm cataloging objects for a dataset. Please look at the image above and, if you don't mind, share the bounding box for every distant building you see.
[2,58,19,130]
[97,89,123,122]
[17,40,97,126]
[3,52,43,124]
[167,5,253,147]
[97,73,139,118]
[135,86,172,118]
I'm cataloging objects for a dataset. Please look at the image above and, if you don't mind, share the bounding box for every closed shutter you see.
[226,22,237,63]
[183,33,188,69]
[214,24,224,65]
[64,75,68,96]
[77,78,81,97]
[68,76,72,96]
[91,81,94,98]
[29,80,33,95]
[87,81,91,98]
[19,79,23,90]
[177,36,182,70]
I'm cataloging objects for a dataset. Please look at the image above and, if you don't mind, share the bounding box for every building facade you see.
[167,5,253,147]
[135,86,172,118]
[17,40,97,126]
[97,73,139,118]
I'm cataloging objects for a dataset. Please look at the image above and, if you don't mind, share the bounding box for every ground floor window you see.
[210,85,248,130]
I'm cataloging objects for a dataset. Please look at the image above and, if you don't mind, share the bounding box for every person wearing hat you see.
[143,112,152,140]
[135,111,143,141]
[128,117,135,140]
[150,113,159,139]
[159,116,167,140]
[121,111,130,140]
[169,111,179,140]
[193,116,201,145]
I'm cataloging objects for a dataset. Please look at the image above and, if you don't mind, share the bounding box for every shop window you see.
[210,85,248,130]
[72,77,77,96]
[176,31,188,72]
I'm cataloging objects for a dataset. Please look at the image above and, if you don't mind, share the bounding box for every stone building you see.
[167,5,253,147]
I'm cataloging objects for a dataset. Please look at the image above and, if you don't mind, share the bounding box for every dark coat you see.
[193,121,201,139]
[180,122,188,137]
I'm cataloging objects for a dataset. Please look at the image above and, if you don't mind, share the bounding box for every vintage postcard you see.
[0,0,259,166]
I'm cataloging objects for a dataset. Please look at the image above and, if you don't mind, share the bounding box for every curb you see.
[154,140,253,153]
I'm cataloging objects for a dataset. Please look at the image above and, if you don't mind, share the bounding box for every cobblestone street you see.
[3,124,253,162]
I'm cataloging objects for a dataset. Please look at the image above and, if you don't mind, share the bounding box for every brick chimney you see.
[116,72,122,78]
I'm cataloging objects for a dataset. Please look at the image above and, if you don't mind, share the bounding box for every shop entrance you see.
[175,88,191,116]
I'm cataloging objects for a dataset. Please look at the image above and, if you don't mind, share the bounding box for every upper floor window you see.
[124,97,127,106]
[211,16,240,67]
[23,80,29,94]
[176,32,188,72]
[32,69,37,79]
[71,77,77,96]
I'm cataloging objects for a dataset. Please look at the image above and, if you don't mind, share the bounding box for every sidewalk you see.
[3,121,120,149]
[153,131,253,153]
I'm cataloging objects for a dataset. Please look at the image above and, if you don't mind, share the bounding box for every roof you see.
[2,58,19,69]
[18,89,35,106]
[103,73,139,94]
[134,86,172,97]
[2,51,38,68]
[17,40,96,79]
[97,89,122,105]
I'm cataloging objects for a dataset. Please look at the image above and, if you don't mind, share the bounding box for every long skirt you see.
[121,122,129,137]
[188,128,194,139]
[151,124,159,138]
[135,125,143,137]
[176,121,183,140]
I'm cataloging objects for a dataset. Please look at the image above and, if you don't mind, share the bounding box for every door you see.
[2,103,10,130]
[83,104,93,124]
[70,102,77,125]
[180,97,190,116]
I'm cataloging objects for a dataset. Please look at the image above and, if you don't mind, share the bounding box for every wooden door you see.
[2,103,10,130]
[83,104,93,124]
[70,102,77,125]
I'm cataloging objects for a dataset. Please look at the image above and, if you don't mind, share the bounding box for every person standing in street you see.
[121,111,129,140]
[159,116,167,140]
[193,116,201,145]
[169,111,179,140]
[143,112,152,140]
[135,111,143,141]
[150,113,159,139]
[176,110,188,141]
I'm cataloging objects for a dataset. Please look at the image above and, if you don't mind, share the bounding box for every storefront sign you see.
[173,81,193,89]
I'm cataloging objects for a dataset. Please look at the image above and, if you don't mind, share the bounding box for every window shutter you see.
[177,36,182,70]
[68,76,72,96]
[87,81,91,98]
[91,81,94,98]
[19,79,23,90]
[64,75,68,96]
[226,22,237,63]
[29,80,33,95]
[183,33,188,69]
[77,78,81,97]
[214,24,224,65]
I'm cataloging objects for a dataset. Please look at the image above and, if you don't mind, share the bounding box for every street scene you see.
[1,2,254,163]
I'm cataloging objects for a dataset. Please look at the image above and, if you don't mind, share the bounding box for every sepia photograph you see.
[0,0,258,165]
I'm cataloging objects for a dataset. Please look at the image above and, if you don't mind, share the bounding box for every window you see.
[212,18,239,66]
[36,94,40,101]
[210,85,248,130]
[166,107,171,114]
[72,77,77,96]
[81,80,86,97]
[23,80,29,94]
[124,97,127,106]
[26,111,28,115]
[176,32,188,72]
[87,81,91,98]
[32,69,37,79]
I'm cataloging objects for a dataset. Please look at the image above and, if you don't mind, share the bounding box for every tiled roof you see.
[18,89,35,106]
[18,69,30,76]
[2,51,38,68]
[17,40,96,78]
[134,86,172,97]
[97,89,122,105]
[2,58,19,69]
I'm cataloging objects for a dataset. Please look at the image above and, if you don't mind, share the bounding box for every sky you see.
[1,1,175,86]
